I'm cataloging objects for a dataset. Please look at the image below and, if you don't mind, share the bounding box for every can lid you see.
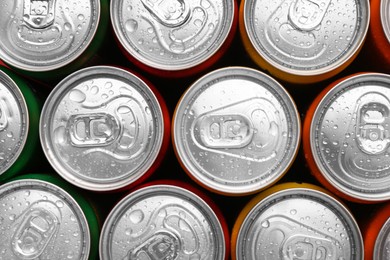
[381,0,390,43]
[0,70,29,176]
[110,0,235,71]
[0,179,90,260]
[236,188,363,260]
[40,66,164,191]
[243,0,369,76]
[100,184,225,259]
[173,67,300,195]
[0,0,100,72]
[311,73,390,201]
[374,217,390,260]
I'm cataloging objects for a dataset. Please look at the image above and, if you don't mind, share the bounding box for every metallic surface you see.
[0,0,100,71]
[310,73,390,201]
[40,66,164,191]
[0,70,28,176]
[236,188,363,260]
[110,0,235,71]
[0,179,90,260]
[381,0,390,42]
[100,185,225,260]
[173,67,300,195]
[374,218,390,260]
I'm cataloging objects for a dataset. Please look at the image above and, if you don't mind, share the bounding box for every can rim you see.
[374,217,390,259]
[39,66,164,191]
[173,66,301,195]
[110,0,235,71]
[99,184,226,259]
[381,0,390,43]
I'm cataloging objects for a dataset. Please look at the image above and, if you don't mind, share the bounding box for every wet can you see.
[172,66,300,196]
[0,0,109,81]
[0,173,100,260]
[110,0,237,78]
[239,0,370,84]
[0,66,40,182]
[231,182,363,260]
[40,66,170,192]
[303,73,390,203]
[99,181,229,260]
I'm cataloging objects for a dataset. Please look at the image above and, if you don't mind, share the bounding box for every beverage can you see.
[40,66,170,192]
[173,66,300,196]
[239,0,370,84]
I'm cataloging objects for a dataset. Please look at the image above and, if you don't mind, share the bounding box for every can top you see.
[110,0,235,71]
[310,73,390,201]
[374,218,390,260]
[100,184,225,260]
[243,0,369,76]
[173,67,300,195]
[0,179,90,260]
[40,66,164,191]
[0,0,100,72]
[236,187,363,260]
[0,70,29,176]
[381,0,390,43]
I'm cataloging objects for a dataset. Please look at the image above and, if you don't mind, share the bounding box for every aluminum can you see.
[231,182,363,260]
[40,66,170,192]
[0,173,100,260]
[173,67,300,196]
[0,67,40,182]
[303,73,390,203]
[110,0,237,78]
[0,0,109,81]
[363,202,390,260]
[99,181,229,260]
[239,0,370,84]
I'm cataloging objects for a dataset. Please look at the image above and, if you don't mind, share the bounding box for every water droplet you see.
[9,214,16,221]
[261,220,270,228]
[55,200,64,208]
[290,209,297,215]
[269,121,278,136]
[64,22,71,31]
[105,82,113,89]
[158,208,167,217]
[179,219,191,232]
[69,89,86,103]
[125,228,132,236]
[145,107,151,114]
[169,42,185,53]
[129,210,144,224]
[117,105,132,114]
[194,19,203,27]
[125,19,138,32]
[77,14,84,20]
[200,0,211,8]
[54,126,66,145]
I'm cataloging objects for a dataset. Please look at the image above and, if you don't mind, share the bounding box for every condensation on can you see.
[303,73,390,203]
[99,183,227,260]
[173,66,300,196]
[110,0,237,77]
[40,66,168,192]
[0,178,91,260]
[239,0,370,84]
[231,182,363,260]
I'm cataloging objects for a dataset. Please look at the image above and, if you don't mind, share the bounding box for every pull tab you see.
[288,0,331,31]
[198,115,253,149]
[141,0,191,27]
[283,235,333,260]
[67,113,120,147]
[23,0,56,29]
[126,231,180,260]
[0,100,9,131]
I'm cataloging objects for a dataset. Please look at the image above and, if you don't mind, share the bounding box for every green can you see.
[0,67,40,182]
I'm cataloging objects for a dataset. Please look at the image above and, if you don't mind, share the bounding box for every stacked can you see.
[0,0,109,81]
[0,67,40,182]
[239,0,370,84]
[110,0,237,78]
[40,66,170,192]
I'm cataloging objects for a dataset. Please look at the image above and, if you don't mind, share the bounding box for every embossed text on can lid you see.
[243,0,369,77]
[0,179,90,259]
[110,0,235,71]
[381,0,390,43]
[0,0,100,72]
[0,70,29,176]
[40,66,164,191]
[236,188,363,260]
[173,67,300,195]
[374,218,390,259]
[310,73,390,201]
[99,184,225,260]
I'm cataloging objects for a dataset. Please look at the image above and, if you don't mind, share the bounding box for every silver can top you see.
[236,187,363,260]
[0,179,90,260]
[110,0,235,71]
[310,73,390,201]
[173,67,300,195]
[40,66,164,191]
[0,70,29,176]
[99,184,225,260]
[0,0,100,72]
[242,0,369,77]
[374,218,390,260]
[381,0,390,43]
